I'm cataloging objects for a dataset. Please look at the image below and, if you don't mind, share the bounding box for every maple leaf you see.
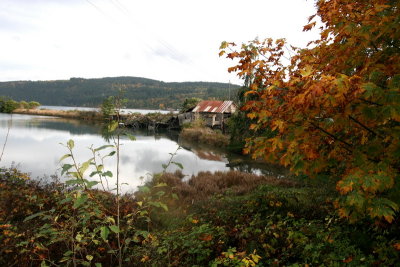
[303,22,316,32]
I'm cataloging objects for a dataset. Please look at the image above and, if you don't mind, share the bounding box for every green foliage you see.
[28,101,40,109]
[100,96,116,119]
[227,86,275,153]
[0,96,19,113]
[1,168,399,265]
[0,96,41,113]
[19,101,28,109]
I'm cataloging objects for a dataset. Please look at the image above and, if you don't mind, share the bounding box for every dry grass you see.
[158,170,297,204]
[180,127,230,147]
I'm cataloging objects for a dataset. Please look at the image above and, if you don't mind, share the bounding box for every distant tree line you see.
[0,77,239,109]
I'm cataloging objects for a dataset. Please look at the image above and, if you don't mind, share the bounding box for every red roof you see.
[192,100,234,113]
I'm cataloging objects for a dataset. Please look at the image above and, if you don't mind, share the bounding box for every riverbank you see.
[13,108,103,120]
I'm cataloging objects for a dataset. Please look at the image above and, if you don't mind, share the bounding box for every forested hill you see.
[0,76,240,109]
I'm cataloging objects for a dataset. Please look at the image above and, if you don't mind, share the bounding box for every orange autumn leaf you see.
[199,234,213,241]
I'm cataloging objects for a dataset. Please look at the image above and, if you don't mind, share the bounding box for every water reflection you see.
[0,113,285,192]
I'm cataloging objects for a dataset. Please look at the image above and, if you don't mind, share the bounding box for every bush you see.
[27,101,40,109]
[0,98,19,113]
[1,168,399,266]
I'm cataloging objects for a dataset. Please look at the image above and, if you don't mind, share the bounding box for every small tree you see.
[180,97,202,113]
[101,96,116,120]
[27,101,40,109]
[19,101,29,109]
[0,97,19,113]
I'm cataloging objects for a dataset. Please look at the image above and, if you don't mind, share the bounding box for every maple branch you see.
[348,115,383,139]
[358,98,383,106]
[310,122,353,153]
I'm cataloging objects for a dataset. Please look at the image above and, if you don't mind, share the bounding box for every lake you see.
[0,112,285,193]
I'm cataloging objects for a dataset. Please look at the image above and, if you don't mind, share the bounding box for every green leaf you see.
[100,226,110,241]
[59,197,72,204]
[154,182,168,188]
[94,145,114,152]
[106,151,116,157]
[87,180,99,188]
[76,233,83,242]
[73,194,88,209]
[79,159,92,175]
[138,186,150,193]
[107,121,118,132]
[172,161,184,169]
[24,211,47,222]
[95,263,102,267]
[67,139,75,150]
[103,171,113,177]
[220,41,228,49]
[159,202,169,211]
[109,225,120,233]
[149,201,165,209]
[65,179,82,186]
[63,250,73,256]
[86,255,93,261]
[105,216,115,224]
[125,133,136,141]
[61,164,73,176]
[69,172,81,179]
[59,154,71,162]
[89,171,99,177]
[362,82,382,98]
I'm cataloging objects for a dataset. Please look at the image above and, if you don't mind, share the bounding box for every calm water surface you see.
[0,113,285,192]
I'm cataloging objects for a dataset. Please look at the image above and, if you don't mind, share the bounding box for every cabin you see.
[187,100,237,128]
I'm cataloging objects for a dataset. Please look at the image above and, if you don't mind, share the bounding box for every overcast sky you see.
[0,0,319,84]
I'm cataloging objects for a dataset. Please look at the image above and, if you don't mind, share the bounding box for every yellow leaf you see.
[300,65,313,77]
[247,113,257,119]
[249,124,257,130]
[384,215,394,223]
[140,255,150,262]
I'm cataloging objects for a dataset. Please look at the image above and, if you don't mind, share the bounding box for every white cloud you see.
[0,0,319,84]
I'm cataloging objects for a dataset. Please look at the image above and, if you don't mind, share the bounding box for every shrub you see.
[27,101,40,109]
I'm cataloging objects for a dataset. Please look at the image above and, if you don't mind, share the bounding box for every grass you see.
[180,126,230,147]
[13,108,103,120]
